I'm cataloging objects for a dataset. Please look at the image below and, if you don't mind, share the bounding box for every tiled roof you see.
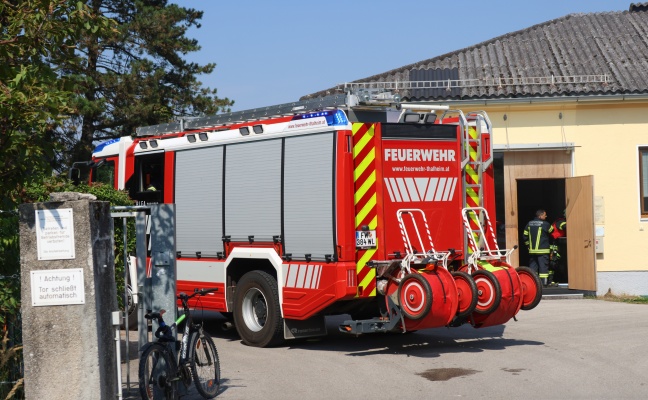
[302,4,648,102]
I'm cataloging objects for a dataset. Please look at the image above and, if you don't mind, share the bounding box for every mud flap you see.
[284,315,327,340]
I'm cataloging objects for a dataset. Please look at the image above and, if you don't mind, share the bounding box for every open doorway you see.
[517,178,567,283]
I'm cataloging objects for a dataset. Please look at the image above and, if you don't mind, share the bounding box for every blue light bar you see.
[93,138,120,154]
[291,109,349,126]
[329,109,349,126]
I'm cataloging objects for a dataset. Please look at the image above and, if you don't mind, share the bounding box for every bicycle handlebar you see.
[195,287,219,294]
[144,287,218,322]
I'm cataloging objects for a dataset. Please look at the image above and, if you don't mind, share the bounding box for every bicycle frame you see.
[175,295,200,367]
[148,288,216,344]
[140,288,219,399]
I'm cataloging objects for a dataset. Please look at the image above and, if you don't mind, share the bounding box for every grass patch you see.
[594,291,648,304]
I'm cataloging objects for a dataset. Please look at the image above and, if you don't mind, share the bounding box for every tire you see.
[472,269,502,314]
[397,273,433,320]
[233,270,284,347]
[189,331,221,398]
[451,271,478,318]
[139,343,177,400]
[516,266,543,310]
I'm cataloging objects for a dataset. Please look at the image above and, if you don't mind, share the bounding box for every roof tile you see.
[302,7,648,101]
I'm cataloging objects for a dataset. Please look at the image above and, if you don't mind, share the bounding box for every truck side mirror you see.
[68,167,81,185]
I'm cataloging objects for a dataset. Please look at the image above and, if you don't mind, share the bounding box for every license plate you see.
[356,230,376,249]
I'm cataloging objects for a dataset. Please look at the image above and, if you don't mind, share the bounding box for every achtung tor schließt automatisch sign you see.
[31,268,85,306]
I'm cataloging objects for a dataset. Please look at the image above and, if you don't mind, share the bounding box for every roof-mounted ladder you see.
[136,94,354,137]
[136,86,413,138]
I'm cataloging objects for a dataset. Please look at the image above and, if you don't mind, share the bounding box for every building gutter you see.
[494,142,577,152]
[421,93,648,107]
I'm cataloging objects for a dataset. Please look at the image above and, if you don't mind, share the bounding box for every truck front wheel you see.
[233,270,284,347]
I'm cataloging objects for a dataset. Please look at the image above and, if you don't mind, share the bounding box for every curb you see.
[542,294,584,300]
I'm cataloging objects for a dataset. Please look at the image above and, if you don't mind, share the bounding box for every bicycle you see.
[139,288,221,399]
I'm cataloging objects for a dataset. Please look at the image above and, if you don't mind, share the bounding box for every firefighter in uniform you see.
[551,211,567,238]
[523,209,554,287]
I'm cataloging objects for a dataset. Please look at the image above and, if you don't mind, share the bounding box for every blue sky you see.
[170,0,631,111]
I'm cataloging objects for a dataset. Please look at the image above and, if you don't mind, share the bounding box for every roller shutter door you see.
[283,132,335,259]
[225,139,282,241]
[175,146,224,256]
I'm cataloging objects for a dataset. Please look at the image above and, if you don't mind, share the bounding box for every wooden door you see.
[565,175,596,291]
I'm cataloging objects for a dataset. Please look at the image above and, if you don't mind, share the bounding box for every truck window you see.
[91,159,115,186]
[128,153,164,204]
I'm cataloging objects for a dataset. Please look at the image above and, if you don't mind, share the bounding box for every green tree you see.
[0,0,114,209]
[66,0,233,166]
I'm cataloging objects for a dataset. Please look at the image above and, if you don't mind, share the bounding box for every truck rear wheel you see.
[516,266,542,310]
[398,273,432,320]
[233,270,284,347]
[472,269,502,314]
[451,271,478,317]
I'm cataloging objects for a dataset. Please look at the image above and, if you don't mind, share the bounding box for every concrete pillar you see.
[19,193,117,399]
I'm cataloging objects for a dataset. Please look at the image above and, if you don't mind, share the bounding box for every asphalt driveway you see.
[121,297,648,399]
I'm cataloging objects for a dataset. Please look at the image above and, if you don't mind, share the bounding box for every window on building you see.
[640,147,648,218]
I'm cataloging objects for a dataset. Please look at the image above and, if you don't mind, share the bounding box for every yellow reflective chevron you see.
[465,163,478,185]
[354,148,375,183]
[465,125,482,255]
[354,171,376,205]
[353,123,378,297]
[353,124,374,158]
[355,193,376,228]
[466,186,479,207]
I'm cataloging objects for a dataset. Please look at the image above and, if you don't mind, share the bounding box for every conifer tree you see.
[0,0,113,206]
[66,0,233,164]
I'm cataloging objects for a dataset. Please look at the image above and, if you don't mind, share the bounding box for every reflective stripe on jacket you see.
[523,218,553,254]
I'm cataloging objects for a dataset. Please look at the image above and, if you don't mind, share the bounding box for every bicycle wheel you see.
[139,343,177,400]
[189,331,221,398]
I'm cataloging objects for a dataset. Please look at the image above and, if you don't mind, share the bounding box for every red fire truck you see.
[86,92,541,347]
